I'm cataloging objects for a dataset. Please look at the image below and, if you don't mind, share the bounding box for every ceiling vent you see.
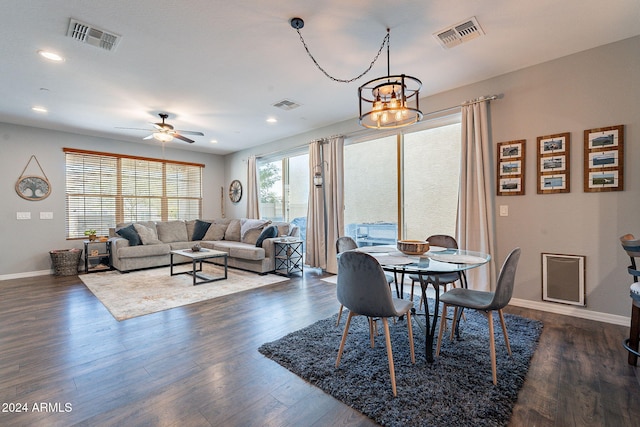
[67,18,120,51]
[434,16,484,49]
[272,99,301,111]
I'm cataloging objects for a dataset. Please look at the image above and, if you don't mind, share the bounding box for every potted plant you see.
[84,229,97,241]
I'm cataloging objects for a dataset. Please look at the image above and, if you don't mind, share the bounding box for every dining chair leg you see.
[406,311,416,364]
[436,304,448,357]
[336,311,355,368]
[410,280,416,302]
[487,311,498,385]
[498,309,512,356]
[450,307,460,341]
[368,317,375,348]
[336,304,344,326]
[381,318,397,396]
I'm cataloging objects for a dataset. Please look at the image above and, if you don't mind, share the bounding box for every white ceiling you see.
[1,1,638,155]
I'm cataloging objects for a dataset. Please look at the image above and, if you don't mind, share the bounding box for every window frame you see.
[64,148,204,239]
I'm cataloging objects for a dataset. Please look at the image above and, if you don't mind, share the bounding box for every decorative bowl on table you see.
[397,240,430,255]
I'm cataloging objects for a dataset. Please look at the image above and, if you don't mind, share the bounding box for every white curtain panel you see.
[306,140,326,269]
[305,137,345,273]
[324,136,344,274]
[457,99,497,291]
[246,155,260,219]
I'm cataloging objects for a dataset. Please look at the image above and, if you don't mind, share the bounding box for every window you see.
[402,122,461,239]
[258,152,309,246]
[344,115,461,244]
[344,135,399,246]
[258,153,309,223]
[64,148,203,239]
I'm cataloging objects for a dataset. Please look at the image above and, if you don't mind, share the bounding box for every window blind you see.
[64,148,203,239]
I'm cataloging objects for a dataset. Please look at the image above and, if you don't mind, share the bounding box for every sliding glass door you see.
[403,122,461,239]
[343,135,398,246]
[258,152,309,243]
[343,117,461,245]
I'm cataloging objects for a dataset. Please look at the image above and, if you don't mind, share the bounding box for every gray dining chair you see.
[335,250,415,396]
[436,247,521,385]
[409,234,466,309]
[335,236,395,325]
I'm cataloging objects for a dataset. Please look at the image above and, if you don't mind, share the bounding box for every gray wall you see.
[1,36,636,319]
[225,36,639,319]
[0,124,224,276]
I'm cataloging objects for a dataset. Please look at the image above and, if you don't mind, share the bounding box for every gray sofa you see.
[108,218,299,274]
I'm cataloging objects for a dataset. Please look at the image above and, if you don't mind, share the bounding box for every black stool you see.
[621,234,640,365]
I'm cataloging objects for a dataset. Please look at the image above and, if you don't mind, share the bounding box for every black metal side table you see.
[274,239,303,276]
[83,240,112,273]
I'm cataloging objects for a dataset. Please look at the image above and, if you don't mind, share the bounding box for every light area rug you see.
[80,265,289,321]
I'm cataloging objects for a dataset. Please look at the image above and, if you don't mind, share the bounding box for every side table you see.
[84,240,112,273]
[274,239,303,276]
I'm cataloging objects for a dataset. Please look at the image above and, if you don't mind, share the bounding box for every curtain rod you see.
[255,94,500,158]
[422,94,501,118]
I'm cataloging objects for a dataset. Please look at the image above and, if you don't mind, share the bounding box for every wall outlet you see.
[17,212,31,220]
[40,212,54,219]
[499,205,509,217]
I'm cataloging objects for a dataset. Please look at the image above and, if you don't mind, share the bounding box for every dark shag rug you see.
[259,303,543,427]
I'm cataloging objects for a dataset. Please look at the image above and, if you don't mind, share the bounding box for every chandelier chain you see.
[295,28,390,83]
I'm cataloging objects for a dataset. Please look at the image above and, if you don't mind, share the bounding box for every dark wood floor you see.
[1,270,639,427]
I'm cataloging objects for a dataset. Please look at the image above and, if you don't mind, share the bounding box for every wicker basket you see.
[50,248,82,276]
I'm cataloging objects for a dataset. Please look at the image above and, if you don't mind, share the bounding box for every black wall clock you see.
[229,179,242,203]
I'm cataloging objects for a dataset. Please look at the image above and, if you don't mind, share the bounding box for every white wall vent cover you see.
[434,16,485,49]
[67,18,120,51]
[272,99,301,111]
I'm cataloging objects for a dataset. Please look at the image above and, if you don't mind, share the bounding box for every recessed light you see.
[32,106,48,113]
[210,139,218,144]
[37,50,64,62]
[266,117,277,123]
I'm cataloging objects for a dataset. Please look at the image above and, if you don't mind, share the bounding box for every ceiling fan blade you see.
[174,134,195,143]
[175,130,204,136]
[143,134,154,140]
[115,127,154,131]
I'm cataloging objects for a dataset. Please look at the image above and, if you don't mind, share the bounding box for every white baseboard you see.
[0,269,53,281]
[509,297,629,326]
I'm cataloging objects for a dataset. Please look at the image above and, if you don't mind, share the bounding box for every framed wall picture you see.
[583,125,624,192]
[15,155,52,201]
[496,140,525,196]
[537,132,570,194]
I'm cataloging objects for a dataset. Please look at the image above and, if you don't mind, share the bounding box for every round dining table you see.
[356,245,491,363]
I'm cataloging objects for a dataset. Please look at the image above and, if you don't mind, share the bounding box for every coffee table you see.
[170,248,228,286]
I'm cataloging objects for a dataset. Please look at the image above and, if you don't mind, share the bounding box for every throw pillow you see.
[255,225,278,247]
[202,223,227,241]
[191,219,212,241]
[133,223,162,245]
[240,218,271,241]
[116,224,141,246]
[156,221,188,243]
[224,219,241,241]
[272,222,291,237]
[242,228,264,245]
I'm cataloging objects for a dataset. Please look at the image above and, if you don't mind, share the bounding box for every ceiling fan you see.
[117,113,204,143]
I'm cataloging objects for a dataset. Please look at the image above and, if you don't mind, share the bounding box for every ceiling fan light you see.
[153,132,173,143]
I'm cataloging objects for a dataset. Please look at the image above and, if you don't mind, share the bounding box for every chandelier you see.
[290,18,422,130]
[358,30,423,129]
